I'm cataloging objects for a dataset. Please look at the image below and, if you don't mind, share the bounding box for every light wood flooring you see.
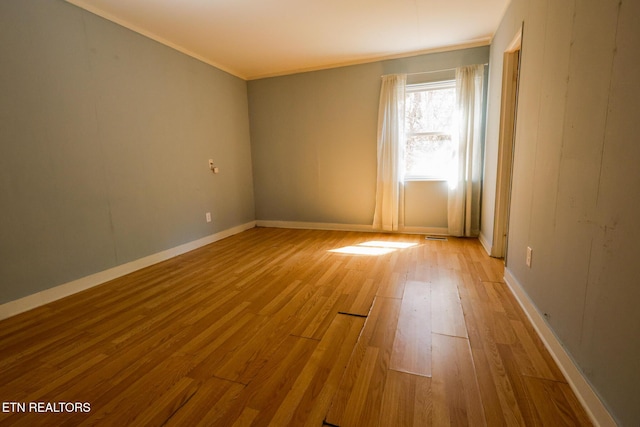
[0,227,592,426]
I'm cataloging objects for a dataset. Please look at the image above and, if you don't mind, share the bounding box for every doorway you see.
[491,28,522,259]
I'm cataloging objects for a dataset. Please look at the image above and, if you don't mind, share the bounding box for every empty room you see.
[1,0,638,426]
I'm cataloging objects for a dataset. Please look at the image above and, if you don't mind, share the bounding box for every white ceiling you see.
[65,0,509,80]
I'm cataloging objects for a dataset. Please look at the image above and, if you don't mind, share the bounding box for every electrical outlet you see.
[526,246,532,267]
[206,212,211,223]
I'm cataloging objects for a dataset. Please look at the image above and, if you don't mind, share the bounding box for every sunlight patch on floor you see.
[329,240,418,256]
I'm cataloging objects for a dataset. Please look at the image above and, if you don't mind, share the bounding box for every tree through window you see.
[404,80,456,179]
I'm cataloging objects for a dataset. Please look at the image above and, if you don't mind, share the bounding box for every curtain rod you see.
[382,63,488,78]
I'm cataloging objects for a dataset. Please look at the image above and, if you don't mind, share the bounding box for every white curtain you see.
[448,65,485,237]
[373,74,406,231]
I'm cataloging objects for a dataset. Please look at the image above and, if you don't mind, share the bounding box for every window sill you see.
[404,177,448,182]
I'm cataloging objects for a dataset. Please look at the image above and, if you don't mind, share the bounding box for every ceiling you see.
[65,0,509,80]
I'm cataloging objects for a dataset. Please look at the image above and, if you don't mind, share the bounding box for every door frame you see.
[491,27,522,259]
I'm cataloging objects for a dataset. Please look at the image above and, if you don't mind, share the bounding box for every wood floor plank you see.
[210,289,320,384]
[76,355,198,426]
[431,278,468,339]
[257,279,305,316]
[325,297,401,427]
[127,376,200,427]
[339,346,380,427]
[379,369,433,427]
[231,407,261,427]
[178,313,259,379]
[267,314,365,427]
[337,269,377,316]
[489,309,519,345]
[187,335,318,427]
[375,271,407,299]
[312,259,347,288]
[470,340,526,427]
[431,333,486,426]
[164,378,246,427]
[241,336,318,424]
[523,376,593,426]
[497,342,543,426]
[509,320,565,381]
[290,286,347,340]
[390,280,432,376]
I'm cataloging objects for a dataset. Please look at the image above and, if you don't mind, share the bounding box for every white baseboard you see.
[503,268,617,427]
[0,221,256,321]
[478,231,492,255]
[256,220,448,236]
[256,220,374,232]
[401,226,449,235]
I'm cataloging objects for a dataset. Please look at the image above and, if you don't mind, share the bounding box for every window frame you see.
[404,79,456,181]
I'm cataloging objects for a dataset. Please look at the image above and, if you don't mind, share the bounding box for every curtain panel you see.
[448,64,485,237]
[372,74,406,231]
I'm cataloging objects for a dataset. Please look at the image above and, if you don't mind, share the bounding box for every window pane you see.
[405,134,454,178]
[405,87,455,133]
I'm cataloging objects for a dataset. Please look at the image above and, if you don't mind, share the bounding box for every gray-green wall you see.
[0,0,255,305]
[247,47,489,227]
[484,0,640,424]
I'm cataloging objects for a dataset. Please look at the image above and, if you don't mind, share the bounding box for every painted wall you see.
[404,180,448,229]
[485,0,640,424]
[247,47,489,228]
[0,0,255,305]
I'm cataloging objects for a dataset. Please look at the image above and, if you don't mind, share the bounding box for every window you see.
[404,80,456,180]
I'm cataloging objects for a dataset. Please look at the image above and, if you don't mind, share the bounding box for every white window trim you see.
[405,79,455,93]
[404,177,449,182]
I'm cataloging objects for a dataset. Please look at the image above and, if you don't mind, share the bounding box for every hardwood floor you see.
[0,227,592,426]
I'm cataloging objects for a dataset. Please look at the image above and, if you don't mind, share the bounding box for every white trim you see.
[404,177,448,182]
[246,39,491,80]
[478,231,492,255]
[257,220,374,232]
[406,79,456,92]
[256,220,448,236]
[506,28,523,53]
[401,226,449,235]
[0,221,256,321]
[503,268,617,427]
